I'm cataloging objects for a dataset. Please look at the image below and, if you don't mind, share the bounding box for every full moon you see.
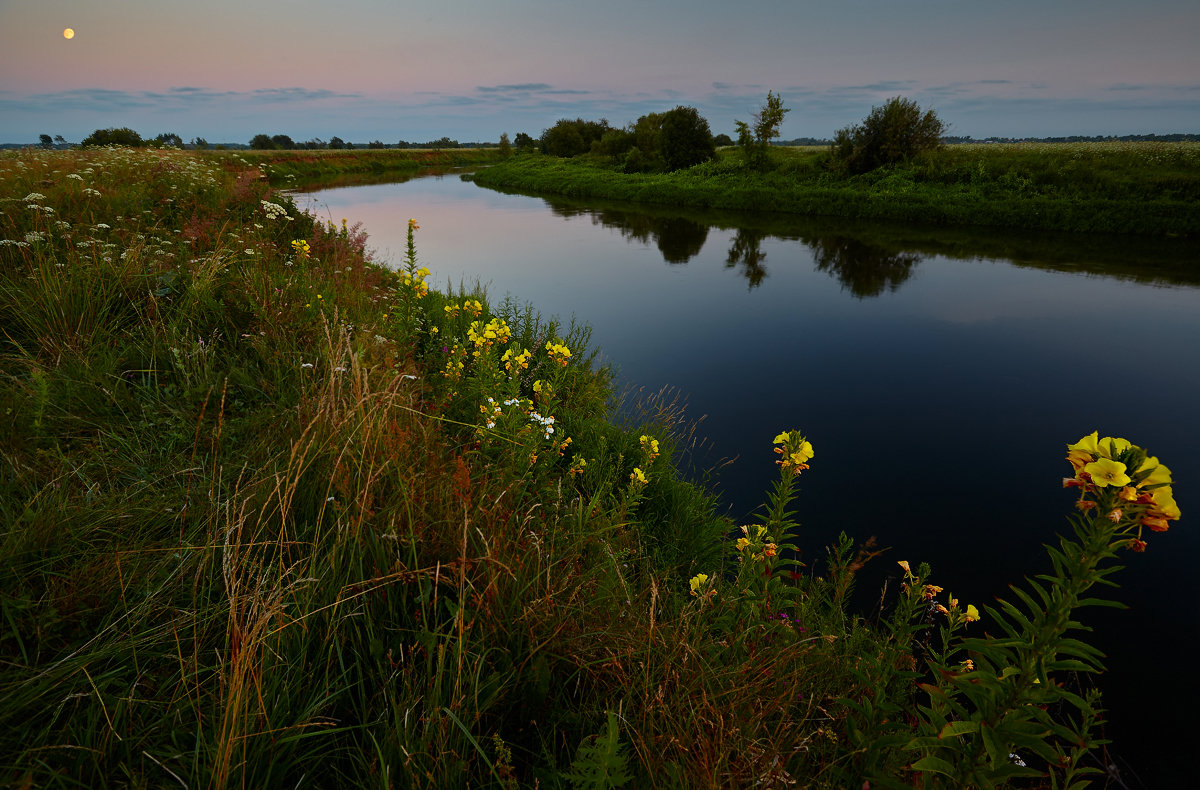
[63,28,75,40]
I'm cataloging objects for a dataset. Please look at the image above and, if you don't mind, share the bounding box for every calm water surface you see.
[298,172,1200,786]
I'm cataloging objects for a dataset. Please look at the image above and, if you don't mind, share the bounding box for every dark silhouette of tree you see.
[191,137,209,149]
[726,229,769,288]
[810,236,922,297]
[54,135,66,146]
[39,134,53,149]
[81,128,144,147]
[659,106,716,171]
[655,217,709,263]
[270,134,296,150]
[154,132,183,147]
[250,134,274,149]
[328,137,345,149]
[513,132,536,152]
[713,133,734,147]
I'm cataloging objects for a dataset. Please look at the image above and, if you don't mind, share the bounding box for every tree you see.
[713,133,734,147]
[154,132,183,147]
[80,127,144,147]
[513,132,536,152]
[329,136,346,149]
[250,134,275,149]
[830,96,946,175]
[54,135,66,146]
[540,118,609,157]
[367,140,385,149]
[735,91,789,170]
[39,134,54,149]
[270,134,296,150]
[658,106,716,171]
[192,137,209,150]
[498,132,512,157]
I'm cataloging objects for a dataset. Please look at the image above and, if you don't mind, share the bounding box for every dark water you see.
[297,172,1200,787]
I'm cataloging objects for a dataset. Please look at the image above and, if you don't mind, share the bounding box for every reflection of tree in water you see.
[561,206,710,264]
[810,237,922,298]
[725,229,768,289]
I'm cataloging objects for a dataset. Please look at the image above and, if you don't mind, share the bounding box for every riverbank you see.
[1,147,1177,788]
[467,142,1200,236]
[225,146,503,186]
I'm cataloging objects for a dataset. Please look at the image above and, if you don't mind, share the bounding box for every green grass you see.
[228,147,504,187]
[468,142,1200,236]
[0,147,1180,788]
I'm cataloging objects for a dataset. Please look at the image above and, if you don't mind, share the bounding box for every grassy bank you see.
[1,147,1182,788]
[467,142,1200,236]
[227,147,503,186]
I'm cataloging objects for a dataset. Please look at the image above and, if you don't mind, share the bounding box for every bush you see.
[80,127,144,147]
[541,118,611,157]
[831,96,946,175]
[659,106,716,171]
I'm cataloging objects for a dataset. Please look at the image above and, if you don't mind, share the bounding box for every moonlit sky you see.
[2,0,1198,144]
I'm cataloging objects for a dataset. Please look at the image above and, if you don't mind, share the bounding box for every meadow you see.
[0,146,1182,788]
[468,142,1200,236]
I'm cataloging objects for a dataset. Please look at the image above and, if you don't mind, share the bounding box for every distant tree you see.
[329,136,346,149]
[250,134,275,150]
[830,96,946,175]
[540,118,609,157]
[81,127,144,147]
[595,128,635,158]
[345,141,355,150]
[39,134,54,149]
[367,140,385,149]
[498,132,512,157]
[154,132,183,147]
[54,134,67,146]
[713,133,734,147]
[735,91,789,170]
[658,106,715,170]
[513,132,536,152]
[270,134,296,150]
[191,137,209,150]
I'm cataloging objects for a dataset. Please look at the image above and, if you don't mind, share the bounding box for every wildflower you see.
[22,192,46,202]
[408,218,420,230]
[689,573,710,595]
[1083,457,1130,488]
[639,434,660,461]
[772,430,814,474]
[545,340,572,366]
[630,467,648,485]
[568,456,587,476]
[964,604,981,623]
[897,560,911,574]
[291,238,310,257]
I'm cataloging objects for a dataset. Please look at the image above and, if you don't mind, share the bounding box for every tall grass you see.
[0,147,1181,787]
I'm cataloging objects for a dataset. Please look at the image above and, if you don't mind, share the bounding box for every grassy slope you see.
[469,143,1200,236]
[231,147,503,186]
[0,147,1164,788]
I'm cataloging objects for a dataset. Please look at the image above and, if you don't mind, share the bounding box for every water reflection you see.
[809,236,921,298]
[546,203,710,264]
[724,229,768,288]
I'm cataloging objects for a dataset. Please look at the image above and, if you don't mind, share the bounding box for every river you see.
[296,170,1200,787]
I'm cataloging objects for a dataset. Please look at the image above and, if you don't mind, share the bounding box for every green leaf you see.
[939,720,979,738]
[910,755,957,777]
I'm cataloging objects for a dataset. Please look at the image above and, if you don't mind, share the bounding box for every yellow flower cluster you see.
[1064,431,1180,547]
[689,573,710,596]
[290,238,310,258]
[545,340,572,367]
[735,524,778,562]
[772,430,814,475]
[402,265,431,298]
[501,346,532,372]
[630,467,648,485]
[443,299,484,319]
[467,317,512,357]
[639,434,660,462]
[567,455,587,477]
[898,561,979,625]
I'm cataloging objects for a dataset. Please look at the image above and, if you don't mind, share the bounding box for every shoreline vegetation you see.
[467,142,1200,237]
[1,146,1183,787]
[229,147,503,187]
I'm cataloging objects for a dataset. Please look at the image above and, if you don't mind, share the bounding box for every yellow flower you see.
[630,467,647,485]
[772,432,790,445]
[1067,431,1100,455]
[1149,486,1181,521]
[689,573,710,594]
[1137,457,1173,487]
[1098,436,1132,460]
[1084,457,1131,488]
[965,604,980,623]
[736,537,751,551]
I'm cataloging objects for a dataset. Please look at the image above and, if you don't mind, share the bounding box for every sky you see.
[2,0,1198,145]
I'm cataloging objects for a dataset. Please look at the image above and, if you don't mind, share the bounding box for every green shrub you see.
[831,96,946,175]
